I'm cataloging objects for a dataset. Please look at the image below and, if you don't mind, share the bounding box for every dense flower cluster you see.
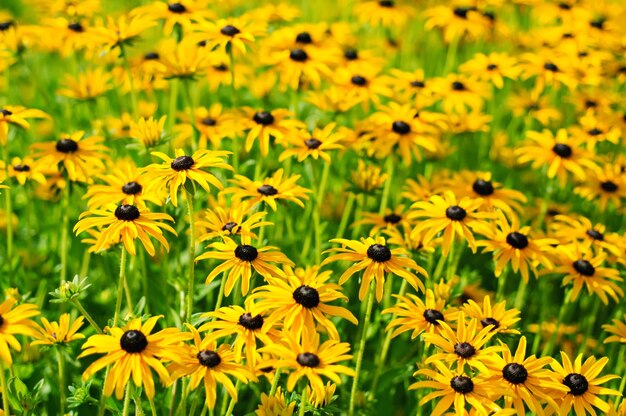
[0,0,625,415]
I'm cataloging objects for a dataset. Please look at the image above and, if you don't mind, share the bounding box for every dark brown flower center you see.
[544,62,559,72]
[122,181,142,195]
[445,206,466,221]
[487,64,498,70]
[452,81,466,91]
[56,139,79,153]
[383,213,402,224]
[344,49,358,60]
[573,259,594,276]
[114,204,140,221]
[296,352,320,367]
[293,285,320,308]
[220,25,240,36]
[253,111,275,125]
[68,22,84,32]
[234,245,258,262]
[600,181,618,192]
[289,48,308,62]
[257,184,278,196]
[502,363,528,384]
[563,373,588,396]
[171,155,194,171]
[480,317,500,329]
[587,128,603,136]
[0,21,14,31]
[454,342,476,358]
[168,2,187,13]
[304,138,322,149]
[552,143,572,158]
[379,0,394,7]
[144,52,160,60]
[585,229,604,241]
[201,117,216,126]
[506,232,529,249]
[423,309,444,325]
[367,244,392,262]
[197,350,221,367]
[238,313,264,330]
[351,75,367,86]
[450,375,473,394]
[472,179,494,196]
[0,109,12,116]
[120,330,148,353]
[221,222,238,232]
[392,121,411,135]
[13,164,30,172]
[295,32,312,44]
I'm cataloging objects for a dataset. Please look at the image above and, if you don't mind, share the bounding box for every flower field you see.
[1,0,626,415]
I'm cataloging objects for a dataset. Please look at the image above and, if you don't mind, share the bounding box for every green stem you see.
[149,398,157,416]
[60,183,71,284]
[513,275,527,310]
[122,384,132,416]
[213,272,227,314]
[336,192,355,239]
[298,384,307,416]
[348,285,376,416]
[56,348,66,415]
[496,267,509,301]
[0,361,11,416]
[97,367,111,416]
[378,156,394,215]
[167,79,179,154]
[223,380,241,416]
[542,288,572,356]
[119,44,138,117]
[228,46,239,172]
[3,140,12,276]
[269,368,282,397]
[181,80,197,151]
[71,298,103,334]
[79,248,91,279]
[185,190,196,323]
[371,279,408,394]
[134,393,145,416]
[114,247,128,327]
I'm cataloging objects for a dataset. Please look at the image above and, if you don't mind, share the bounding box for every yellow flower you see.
[462,295,521,335]
[0,297,39,364]
[85,13,157,51]
[222,169,310,211]
[603,314,626,344]
[0,157,47,186]
[74,204,176,256]
[259,329,355,399]
[191,17,265,55]
[351,160,387,193]
[143,148,232,207]
[322,236,427,302]
[354,1,416,27]
[129,115,167,148]
[0,105,49,145]
[278,123,344,163]
[169,324,254,410]
[79,316,191,399]
[57,67,112,100]
[255,386,295,416]
[31,313,85,346]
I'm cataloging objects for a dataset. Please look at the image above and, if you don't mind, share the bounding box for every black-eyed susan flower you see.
[31,131,109,182]
[169,324,254,410]
[0,105,48,144]
[138,1,215,36]
[83,159,163,209]
[334,68,392,109]
[255,386,296,416]
[31,313,84,346]
[383,289,457,340]
[85,13,157,51]
[550,215,623,259]
[430,73,491,114]
[199,305,279,366]
[423,312,503,373]
[547,352,621,415]
[462,295,521,335]
[451,171,527,217]
[354,1,415,27]
[516,129,598,186]
[278,123,344,163]
[410,359,504,416]
[196,235,293,296]
[0,156,47,185]
[322,236,426,302]
[73,204,176,256]
[249,266,358,341]
[259,329,355,399]
[409,191,491,256]
[477,211,557,283]
[483,336,564,415]
[574,164,626,211]
[191,17,265,55]
[603,314,626,344]
[57,67,112,101]
[423,4,490,43]
[240,108,305,156]
[507,90,562,126]
[190,104,237,149]
[197,201,271,241]
[551,244,623,304]
[79,315,191,400]
[353,204,411,236]
[459,52,520,89]
[143,148,232,207]
[222,169,310,211]
[129,115,167,148]
[0,296,39,364]
[264,45,333,91]
[351,160,387,193]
